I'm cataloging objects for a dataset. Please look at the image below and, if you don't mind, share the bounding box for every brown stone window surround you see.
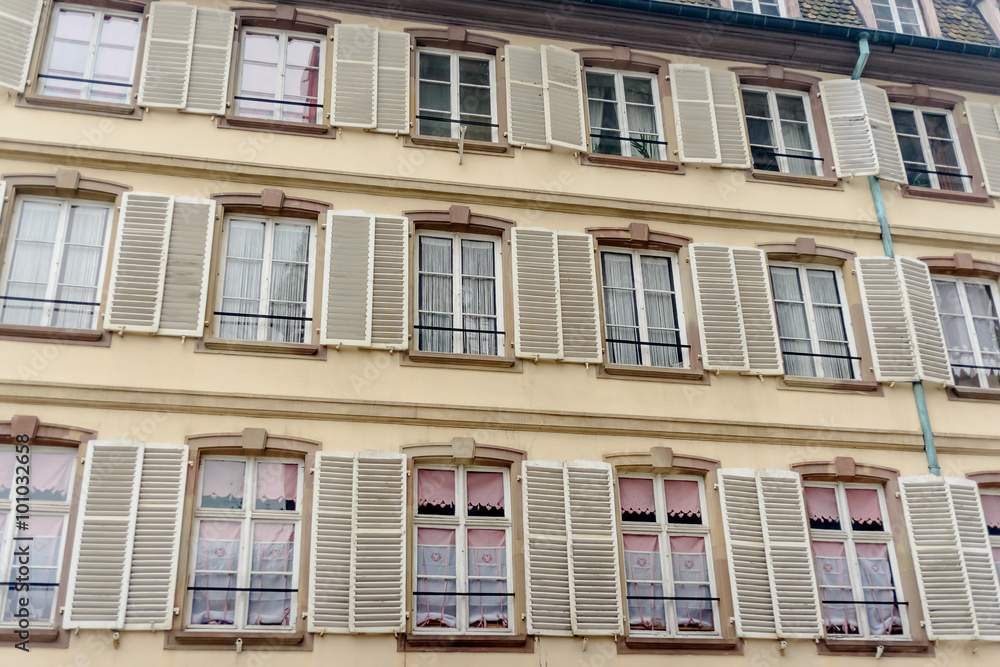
[881,85,992,206]
[0,415,95,649]
[166,429,319,651]
[0,169,130,346]
[574,47,683,175]
[399,438,532,652]
[730,66,841,189]
[404,27,512,157]
[402,205,521,372]
[218,6,339,138]
[17,0,152,120]
[198,189,331,359]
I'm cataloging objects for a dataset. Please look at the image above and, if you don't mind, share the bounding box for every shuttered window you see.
[234,28,324,124]
[742,87,822,176]
[871,0,926,35]
[891,107,971,192]
[585,69,666,160]
[732,0,785,15]
[417,49,498,143]
[982,491,1000,578]
[933,276,1000,389]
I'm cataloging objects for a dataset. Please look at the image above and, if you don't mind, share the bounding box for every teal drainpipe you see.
[851,35,941,475]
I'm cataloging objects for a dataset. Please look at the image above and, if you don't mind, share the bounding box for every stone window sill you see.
[0,324,111,346]
[18,92,143,120]
[746,169,841,189]
[616,635,742,655]
[402,350,521,372]
[406,134,512,157]
[598,363,708,384]
[816,638,932,657]
[580,152,684,174]
[218,114,336,138]
[197,337,326,359]
[778,375,881,394]
[0,628,66,649]
[397,633,533,653]
[900,185,992,206]
[168,630,310,651]
[948,385,1000,402]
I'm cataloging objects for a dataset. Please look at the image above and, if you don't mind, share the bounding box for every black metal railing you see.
[951,363,1000,371]
[626,595,719,602]
[233,95,322,108]
[780,350,862,361]
[37,74,131,88]
[904,166,973,179]
[415,114,499,129]
[414,591,514,597]
[0,295,100,307]
[214,311,311,323]
[188,586,298,593]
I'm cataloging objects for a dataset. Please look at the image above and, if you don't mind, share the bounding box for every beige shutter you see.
[541,45,586,152]
[898,257,952,385]
[330,24,377,129]
[709,69,751,169]
[0,181,6,222]
[505,45,548,149]
[137,2,197,109]
[321,211,375,347]
[669,64,721,164]
[732,248,783,375]
[309,452,356,633]
[689,243,748,372]
[0,0,43,92]
[965,102,1000,197]
[157,197,215,337]
[819,79,879,179]
[370,215,409,349]
[861,82,907,184]
[183,8,235,115]
[556,232,602,363]
[512,228,562,360]
[374,30,410,134]
[522,461,572,635]
[855,256,918,382]
[104,192,174,333]
[948,478,1000,641]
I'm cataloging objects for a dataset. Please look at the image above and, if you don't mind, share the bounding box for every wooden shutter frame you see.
[541,45,587,152]
[709,69,752,169]
[948,477,1000,641]
[330,24,378,129]
[819,79,880,180]
[137,2,197,109]
[556,231,602,364]
[505,44,549,150]
[897,257,953,385]
[182,7,236,115]
[855,256,920,383]
[669,63,722,165]
[369,214,410,350]
[732,247,783,376]
[965,102,1000,198]
[373,30,411,134]
[522,460,573,636]
[511,227,563,361]
[689,243,750,372]
[156,197,216,337]
[321,210,375,347]
[0,0,43,93]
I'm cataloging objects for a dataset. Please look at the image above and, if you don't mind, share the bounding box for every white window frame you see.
[871,0,927,36]
[0,196,114,330]
[741,86,822,176]
[618,473,720,638]
[415,48,499,143]
[932,275,1000,388]
[732,0,787,17]
[584,68,666,160]
[411,464,514,635]
[982,490,1000,575]
[235,27,326,124]
[806,482,909,641]
[185,455,304,632]
[891,105,971,193]
[769,262,861,380]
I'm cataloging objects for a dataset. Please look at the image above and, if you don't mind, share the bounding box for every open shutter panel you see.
[370,215,409,349]
[541,45,586,152]
[309,452,355,633]
[0,0,42,92]
[374,30,410,134]
[669,64,721,164]
[104,193,174,333]
[123,444,188,630]
[855,256,918,382]
[65,441,142,629]
[819,79,878,179]
[512,228,563,360]
[157,197,215,337]
[0,181,5,222]
[709,69,752,169]
[717,469,777,637]
[689,244,749,371]
[898,257,952,385]
[966,102,1000,197]
[330,24,378,129]
[732,248,783,375]
[556,232,602,363]
[948,478,1000,640]
[183,8,235,115]
[321,211,375,347]
[137,2,197,109]
[522,461,573,635]
[506,45,548,149]
[861,83,907,184]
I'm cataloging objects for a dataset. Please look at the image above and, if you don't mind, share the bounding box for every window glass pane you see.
[2,201,61,326]
[461,240,498,355]
[418,236,454,353]
[247,523,295,626]
[255,462,298,511]
[641,256,681,367]
[245,33,280,63]
[771,266,814,377]
[620,477,656,522]
[201,459,246,509]
[933,280,962,314]
[467,529,508,629]
[983,495,1000,536]
[467,471,504,517]
[54,9,94,39]
[813,541,859,635]
[891,108,919,135]
[286,38,320,67]
[602,252,640,365]
[855,543,903,635]
[191,521,242,626]
[220,221,266,340]
[53,205,107,329]
[670,536,713,631]
[846,488,883,531]
[416,527,457,628]
[268,223,310,344]
[0,450,12,500]
[27,452,75,501]
[419,53,451,82]
[586,72,616,101]
[665,480,702,524]
[966,284,998,318]
[775,94,807,123]
[804,485,841,530]
[417,468,456,515]
[1,516,64,625]
[458,58,490,86]
[742,91,771,118]
[623,534,665,631]
[623,77,654,105]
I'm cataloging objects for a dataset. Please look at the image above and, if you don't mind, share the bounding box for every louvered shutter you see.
[374,30,409,134]
[556,232,601,363]
[709,69,751,169]
[182,8,235,115]
[855,256,918,382]
[137,2,197,109]
[898,257,952,385]
[689,244,748,371]
[65,441,142,629]
[0,0,42,92]
[104,192,174,333]
[861,83,907,184]
[0,181,6,222]
[732,248,783,375]
[157,197,215,337]
[331,24,377,129]
[370,215,409,349]
[966,102,1000,197]
[309,452,355,632]
[321,211,375,346]
[819,79,879,179]
[541,45,586,152]
[512,228,562,360]
[522,461,572,635]
[948,478,1000,640]
[669,64,721,164]
[505,45,548,149]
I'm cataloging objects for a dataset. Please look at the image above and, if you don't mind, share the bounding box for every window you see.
[186,457,303,630]
[741,87,821,176]
[0,197,113,329]
[416,49,498,143]
[234,28,324,124]
[769,263,859,379]
[618,475,717,636]
[600,250,687,368]
[891,107,970,192]
[803,483,907,639]
[413,466,512,633]
[0,446,76,628]
[732,0,785,16]
[981,491,1000,577]
[585,69,666,160]
[416,232,503,356]
[933,277,1000,389]
[871,0,925,35]
[215,216,316,344]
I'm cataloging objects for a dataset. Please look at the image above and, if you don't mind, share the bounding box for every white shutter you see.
[819,79,879,179]
[330,24,377,129]
[541,45,586,152]
[0,181,6,222]
[948,478,1000,640]
[157,197,215,337]
[183,8,235,115]
[64,441,142,629]
[374,30,410,134]
[861,82,907,184]
[512,228,562,360]
[309,452,355,633]
[137,2,197,109]
[855,256,918,382]
[556,232,601,363]
[689,244,748,371]
[505,45,548,149]
[0,0,42,93]
[965,102,1000,197]
[709,69,751,169]
[732,248,783,375]
[370,215,409,349]
[104,192,174,333]
[669,64,721,164]
[522,461,572,635]
[898,257,952,385]
[321,211,375,347]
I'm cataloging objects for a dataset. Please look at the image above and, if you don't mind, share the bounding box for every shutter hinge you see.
[173,607,180,616]
[188,460,194,467]
[235,637,243,653]
[112,631,120,649]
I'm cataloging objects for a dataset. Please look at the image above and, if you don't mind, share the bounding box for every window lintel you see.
[791,457,899,484]
[402,438,525,467]
[2,169,130,201]
[405,26,507,54]
[186,428,319,460]
[0,415,95,447]
[232,5,339,34]
[880,84,964,109]
[575,46,670,75]
[967,471,1000,487]
[730,65,820,92]
[758,237,856,265]
[588,223,691,253]
[919,253,1000,280]
[405,205,514,237]
[605,446,719,476]
[212,189,331,220]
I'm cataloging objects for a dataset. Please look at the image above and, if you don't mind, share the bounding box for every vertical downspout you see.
[851,35,941,475]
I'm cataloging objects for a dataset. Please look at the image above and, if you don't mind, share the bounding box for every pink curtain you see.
[813,541,847,558]
[416,527,457,628]
[619,478,655,515]
[192,521,242,626]
[623,534,665,630]
[256,462,298,503]
[0,450,12,498]
[202,460,245,500]
[30,452,75,497]
[665,480,701,519]
[846,488,883,527]
[669,536,713,630]
[812,541,857,634]
[993,546,1000,569]
[981,494,1000,529]
[467,471,504,511]
[417,469,455,509]
[804,486,840,523]
[854,542,900,636]
[248,523,295,627]
[467,529,508,628]
[669,536,706,554]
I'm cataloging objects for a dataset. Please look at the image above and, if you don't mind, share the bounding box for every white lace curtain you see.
[602,253,680,367]
[814,541,900,636]
[770,266,851,379]
[623,534,713,632]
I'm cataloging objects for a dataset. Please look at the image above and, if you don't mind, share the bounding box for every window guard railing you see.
[187,586,299,593]
[590,132,669,147]
[751,149,825,162]
[233,95,323,109]
[819,598,908,606]
[950,362,1000,371]
[415,114,499,129]
[213,310,311,322]
[414,324,506,336]
[604,338,690,351]
[36,73,132,88]
[781,350,862,361]
[903,166,973,179]
[0,295,100,307]
[413,591,514,597]
[626,594,720,601]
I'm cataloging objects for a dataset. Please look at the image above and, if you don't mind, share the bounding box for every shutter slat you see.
[819,79,879,179]
[690,244,749,371]
[732,248,783,375]
[374,30,409,134]
[322,211,375,346]
[966,102,1000,198]
[512,228,563,360]
[157,198,215,336]
[370,215,409,349]
[710,69,751,169]
[898,257,952,385]
[556,232,601,363]
[542,46,586,152]
[0,0,42,93]
[669,64,721,164]
[331,24,377,129]
[506,45,548,149]
[855,256,918,382]
[138,3,197,109]
[183,8,235,115]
